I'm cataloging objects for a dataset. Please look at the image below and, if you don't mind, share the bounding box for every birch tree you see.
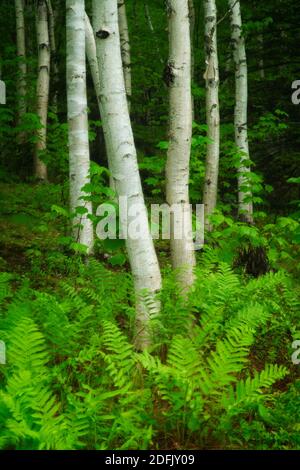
[188,0,195,119]
[85,13,115,190]
[118,1,131,111]
[66,0,94,254]
[229,0,253,223]
[203,0,220,230]
[93,0,161,350]
[85,13,101,110]
[165,0,195,290]
[35,0,50,181]
[15,0,27,143]
[46,0,59,110]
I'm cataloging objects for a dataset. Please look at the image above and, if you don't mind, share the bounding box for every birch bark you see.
[118,1,131,111]
[35,0,50,181]
[85,13,101,110]
[188,0,195,120]
[93,0,161,350]
[15,0,27,143]
[166,0,195,290]
[229,0,253,223]
[66,0,94,254]
[46,0,59,110]
[203,0,220,230]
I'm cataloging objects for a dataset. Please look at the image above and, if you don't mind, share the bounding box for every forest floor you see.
[0,182,300,450]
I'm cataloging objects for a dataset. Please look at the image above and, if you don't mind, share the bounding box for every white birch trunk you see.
[188,0,195,120]
[166,0,195,290]
[85,13,101,110]
[66,0,94,254]
[46,0,59,110]
[118,1,131,111]
[35,0,50,181]
[229,0,253,223]
[93,0,161,350]
[85,13,115,191]
[15,0,27,143]
[203,0,220,231]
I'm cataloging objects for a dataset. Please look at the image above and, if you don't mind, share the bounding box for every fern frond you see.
[222,364,288,412]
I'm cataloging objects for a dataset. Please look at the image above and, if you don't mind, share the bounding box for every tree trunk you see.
[229,0,253,223]
[85,13,115,191]
[85,13,101,110]
[118,1,131,111]
[203,0,220,231]
[46,0,59,111]
[188,0,195,120]
[93,0,161,350]
[166,0,195,291]
[15,0,27,143]
[66,0,94,255]
[35,0,50,181]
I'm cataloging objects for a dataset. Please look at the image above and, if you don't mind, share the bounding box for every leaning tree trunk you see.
[166,0,195,291]
[118,1,131,111]
[85,13,115,191]
[85,13,101,110]
[203,0,220,231]
[66,0,94,254]
[93,0,161,350]
[229,0,253,223]
[35,0,50,181]
[15,0,27,143]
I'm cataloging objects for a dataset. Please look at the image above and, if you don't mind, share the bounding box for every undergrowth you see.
[0,256,299,450]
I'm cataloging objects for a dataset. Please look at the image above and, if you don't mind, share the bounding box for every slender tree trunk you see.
[118,1,131,111]
[46,0,59,111]
[66,0,94,254]
[15,0,27,143]
[85,13,101,110]
[166,0,195,290]
[35,0,50,181]
[85,14,116,191]
[229,0,253,223]
[93,0,161,350]
[203,0,220,230]
[188,0,195,120]
[85,13,115,191]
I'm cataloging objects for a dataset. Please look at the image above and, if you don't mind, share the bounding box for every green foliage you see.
[0,259,298,450]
